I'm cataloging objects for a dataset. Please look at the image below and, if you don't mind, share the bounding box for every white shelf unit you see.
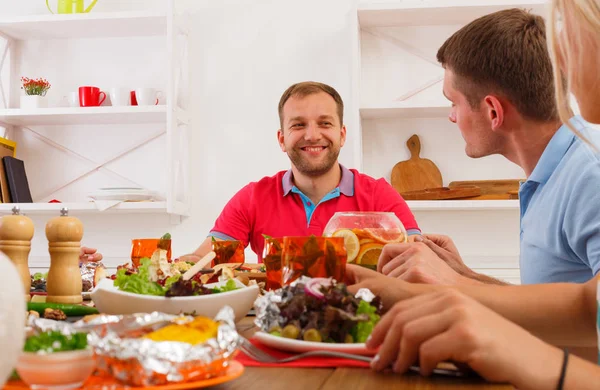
[0,200,188,215]
[407,200,519,211]
[358,0,548,27]
[357,0,531,211]
[0,11,167,40]
[0,106,168,126]
[0,1,190,220]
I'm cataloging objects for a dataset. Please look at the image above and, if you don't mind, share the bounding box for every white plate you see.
[87,189,157,201]
[253,331,376,355]
[98,187,144,191]
[91,278,259,323]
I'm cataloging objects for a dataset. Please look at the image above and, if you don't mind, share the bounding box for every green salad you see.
[114,258,238,297]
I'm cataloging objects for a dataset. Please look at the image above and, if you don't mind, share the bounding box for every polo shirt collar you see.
[528,118,581,184]
[282,164,354,196]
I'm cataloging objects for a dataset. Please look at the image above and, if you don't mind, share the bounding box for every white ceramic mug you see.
[68,91,79,107]
[110,87,130,106]
[134,88,162,106]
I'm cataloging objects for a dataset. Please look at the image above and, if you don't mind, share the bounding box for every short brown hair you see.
[437,8,558,122]
[278,82,344,127]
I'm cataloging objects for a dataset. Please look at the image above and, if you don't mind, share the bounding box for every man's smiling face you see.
[278,91,346,177]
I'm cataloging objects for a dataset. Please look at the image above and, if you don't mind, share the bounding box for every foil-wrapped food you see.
[80,261,106,292]
[83,306,240,386]
[26,307,241,387]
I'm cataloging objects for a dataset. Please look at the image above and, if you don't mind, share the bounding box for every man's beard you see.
[287,144,340,178]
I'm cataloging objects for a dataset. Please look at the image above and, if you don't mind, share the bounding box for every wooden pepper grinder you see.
[46,208,83,304]
[0,206,34,302]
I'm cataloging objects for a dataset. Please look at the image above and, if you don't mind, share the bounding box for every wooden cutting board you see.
[449,179,522,194]
[391,134,443,194]
[401,185,482,200]
[449,179,522,200]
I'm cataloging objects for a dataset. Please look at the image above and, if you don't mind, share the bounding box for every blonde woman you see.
[347,1,600,389]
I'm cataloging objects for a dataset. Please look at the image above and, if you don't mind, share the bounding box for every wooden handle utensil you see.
[182,251,216,281]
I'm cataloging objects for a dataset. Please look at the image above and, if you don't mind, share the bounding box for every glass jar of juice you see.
[281,236,347,285]
[211,240,245,267]
[263,236,283,291]
[322,212,407,269]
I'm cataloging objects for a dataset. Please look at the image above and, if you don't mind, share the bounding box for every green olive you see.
[344,334,354,344]
[270,331,281,337]
[282,324,300,339]
[269,325,282,334]
[303,328,322,342]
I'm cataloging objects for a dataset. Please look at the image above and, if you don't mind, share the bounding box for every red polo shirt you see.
[210,165,420,261]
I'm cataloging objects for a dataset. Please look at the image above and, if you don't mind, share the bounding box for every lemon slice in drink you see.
[332,229,360,263]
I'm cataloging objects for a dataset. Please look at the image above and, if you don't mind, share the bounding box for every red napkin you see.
[235,338,372,368]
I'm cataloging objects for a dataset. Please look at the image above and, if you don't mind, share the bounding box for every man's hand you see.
[378,242,479,285]
[345,264,421,312]
[175,254,202,263]
[79,247,102,263]
[420,234,472,276]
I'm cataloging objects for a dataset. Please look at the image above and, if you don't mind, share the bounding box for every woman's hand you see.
[367,289,564,390]
[79,247,102,263]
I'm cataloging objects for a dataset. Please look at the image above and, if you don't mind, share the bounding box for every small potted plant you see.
[20,77,51,109]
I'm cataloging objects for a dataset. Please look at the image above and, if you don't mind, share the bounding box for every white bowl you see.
[16,349,95,389]
[91,278,259,322]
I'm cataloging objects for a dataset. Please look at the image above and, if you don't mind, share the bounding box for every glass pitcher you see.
[46,0,99,14]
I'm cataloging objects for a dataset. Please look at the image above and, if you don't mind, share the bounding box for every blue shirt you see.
[520,116,600,284]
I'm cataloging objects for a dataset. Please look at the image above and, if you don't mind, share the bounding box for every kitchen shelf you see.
[407,200,519,211]
[0,201,188,215]
[0,11,167,40]
[0,106,168,126]
[358,0,547,27]
[360,103,450,119]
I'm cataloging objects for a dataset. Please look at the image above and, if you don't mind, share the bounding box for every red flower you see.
[21,77,51,96]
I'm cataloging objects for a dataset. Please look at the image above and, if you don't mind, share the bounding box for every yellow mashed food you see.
[143,316,219,344]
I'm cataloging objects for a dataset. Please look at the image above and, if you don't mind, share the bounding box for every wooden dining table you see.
[211,317,515,390]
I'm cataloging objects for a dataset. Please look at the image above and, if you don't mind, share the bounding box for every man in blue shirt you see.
[519,117,600,283]
[377,9,600,285]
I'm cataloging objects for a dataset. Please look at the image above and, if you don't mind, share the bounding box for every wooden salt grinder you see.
[46,208,83,304]
[0,207,34,302]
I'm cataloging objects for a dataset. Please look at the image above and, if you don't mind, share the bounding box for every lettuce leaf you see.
[350,300,380,343]
[211,279,238,293]
[114,258,165,296]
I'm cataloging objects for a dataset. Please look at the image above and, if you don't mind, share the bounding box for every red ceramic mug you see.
[79,86,106,107]
[130,90,138,106]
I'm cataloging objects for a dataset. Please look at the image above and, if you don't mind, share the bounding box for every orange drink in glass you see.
[211,240,245,267]
[263,236,283,291]
[131,238,172,268]
[281,236,347,285]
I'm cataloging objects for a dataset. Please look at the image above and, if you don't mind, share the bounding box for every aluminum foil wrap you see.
[80,260,106,292]
[254,276,376,332]
[26,316,81,336]
[83,307,240,386]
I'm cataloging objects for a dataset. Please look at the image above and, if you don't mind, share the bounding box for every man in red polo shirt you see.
[183,81,420,262]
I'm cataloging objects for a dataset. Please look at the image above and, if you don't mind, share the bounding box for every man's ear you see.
[340,125,347,147]
[483,95,505,132]
[277,129,286,152]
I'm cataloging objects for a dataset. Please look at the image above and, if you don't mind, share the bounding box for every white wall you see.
[0,0,363,271]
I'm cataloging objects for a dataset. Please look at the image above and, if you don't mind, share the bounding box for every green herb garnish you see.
[24,331,87,353]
